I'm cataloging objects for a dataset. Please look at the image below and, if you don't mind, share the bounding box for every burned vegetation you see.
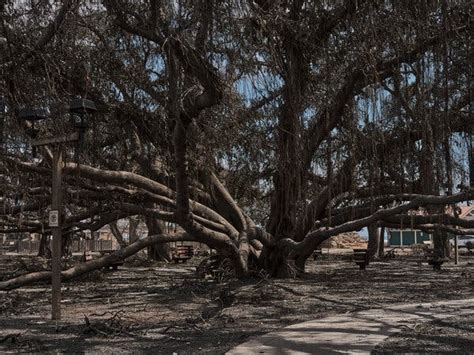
[0,0,473,353]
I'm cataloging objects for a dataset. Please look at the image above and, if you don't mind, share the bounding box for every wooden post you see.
[51,146,62,320]
[454,235,458,265]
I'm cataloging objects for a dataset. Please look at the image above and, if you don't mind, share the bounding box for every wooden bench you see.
[312,248,323,260]
[82,251,93,262]
[353,248,368,270]
[99,249,124,270]
[172,245,194,263]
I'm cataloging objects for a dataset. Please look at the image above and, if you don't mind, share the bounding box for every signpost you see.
[19,98,96,321]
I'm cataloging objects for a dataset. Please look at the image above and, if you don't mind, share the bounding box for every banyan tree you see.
[0,0,473,288]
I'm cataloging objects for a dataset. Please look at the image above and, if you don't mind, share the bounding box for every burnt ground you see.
[0,251,473,354]
[373,314,474,354]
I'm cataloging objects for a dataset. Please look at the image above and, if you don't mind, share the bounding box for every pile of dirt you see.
[320,232,367,249]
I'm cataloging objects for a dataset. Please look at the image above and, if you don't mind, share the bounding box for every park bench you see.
[172,245,194,263]
[99,249,124,270]
[0,246,6,255]
[312,248,323,260]
[82,251,93,262]
[353,248,368,270]
[0,245,16,255]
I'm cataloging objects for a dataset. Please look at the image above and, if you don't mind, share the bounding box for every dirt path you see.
[0,253,473,354]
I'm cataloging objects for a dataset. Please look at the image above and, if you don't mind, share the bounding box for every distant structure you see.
[388,229,432,247]
[388,205,474,247]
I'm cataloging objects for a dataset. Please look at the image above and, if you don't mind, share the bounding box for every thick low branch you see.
[283,189,474,253]
[0,233,194,291]
[382,214,474,229]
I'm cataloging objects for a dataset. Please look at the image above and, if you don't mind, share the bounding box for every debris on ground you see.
[82,310,142,337]
[374,315,474,354]
[0,253,472,354]
[320,232,368,249]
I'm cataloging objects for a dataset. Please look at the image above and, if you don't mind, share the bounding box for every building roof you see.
[459,205,474,219]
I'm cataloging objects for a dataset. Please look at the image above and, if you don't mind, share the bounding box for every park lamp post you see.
[19,98,97,321]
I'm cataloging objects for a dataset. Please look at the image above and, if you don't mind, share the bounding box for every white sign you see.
[49,210,59,227]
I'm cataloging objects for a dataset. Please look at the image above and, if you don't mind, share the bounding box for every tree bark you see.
[61,233,71,257]
[37,233,51,258]
[433,228,451,259]
[378,226,385,257]
[109,221,127,248]
[260,244,295,278]
[129,217,139,244]
[37,233,69,258]
[367,224,379,261]
[145,215,172,261]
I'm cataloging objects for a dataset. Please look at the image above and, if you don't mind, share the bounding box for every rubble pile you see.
[320,232,368,249]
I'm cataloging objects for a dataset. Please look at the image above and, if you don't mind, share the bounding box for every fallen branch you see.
[0,233,195,291]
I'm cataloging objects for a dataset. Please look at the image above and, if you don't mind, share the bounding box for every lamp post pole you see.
[51,145,63,320]
[33,133,79,321]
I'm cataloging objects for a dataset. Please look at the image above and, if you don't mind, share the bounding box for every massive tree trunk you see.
[264,3,308,277]
[260,245,295,278]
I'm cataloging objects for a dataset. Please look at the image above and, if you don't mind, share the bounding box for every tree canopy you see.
[0,0,473,279]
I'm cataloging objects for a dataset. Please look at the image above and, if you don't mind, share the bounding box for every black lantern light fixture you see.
[69,98,97,159]
[18,107,47,134]
[19,107,47,157]
[18,107,48,121]
[69,98,97,129]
